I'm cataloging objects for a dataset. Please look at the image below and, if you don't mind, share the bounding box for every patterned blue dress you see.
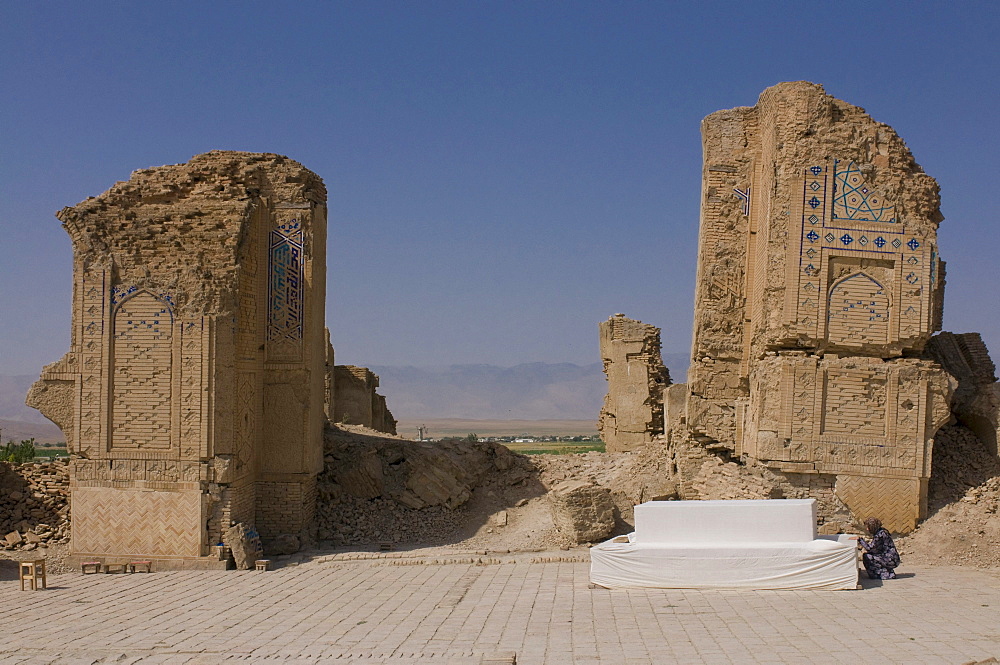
[859,528,900,580]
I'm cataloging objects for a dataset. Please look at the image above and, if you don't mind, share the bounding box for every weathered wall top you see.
[693,81,945,367]
[56,151,327,317]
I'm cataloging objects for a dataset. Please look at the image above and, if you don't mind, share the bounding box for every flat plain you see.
[394,418,599,439]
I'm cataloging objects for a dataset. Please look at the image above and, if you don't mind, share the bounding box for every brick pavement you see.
[0,550,997,664]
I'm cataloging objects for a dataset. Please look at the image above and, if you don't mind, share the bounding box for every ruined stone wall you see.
[255,476,317,543]
[324,329,336,422]
[27,151,328,562]
[372,394,395,435]
[926,332,1000,457]
[330,365,397,434]
[677,83,953,532]
[598,314,670,452]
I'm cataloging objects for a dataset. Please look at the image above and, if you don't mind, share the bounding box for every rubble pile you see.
[0,424,996,569]
[0,460,70,553]
[314,425,540,546]
[898,425,1000,568]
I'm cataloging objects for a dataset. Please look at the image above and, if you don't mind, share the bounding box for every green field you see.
[33,449,68,458]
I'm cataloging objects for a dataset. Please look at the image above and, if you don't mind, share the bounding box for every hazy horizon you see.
[2,357,691,425]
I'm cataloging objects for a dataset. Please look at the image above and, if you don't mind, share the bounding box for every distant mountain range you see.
[0,354,690,436]
[370,354,689,420]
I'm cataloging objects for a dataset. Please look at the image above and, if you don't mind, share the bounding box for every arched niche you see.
[826,272,890,347]
[110,290,174,450]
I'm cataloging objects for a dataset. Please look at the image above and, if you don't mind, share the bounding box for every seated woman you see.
[858,517,900,580]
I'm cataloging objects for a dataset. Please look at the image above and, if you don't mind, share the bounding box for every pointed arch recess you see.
[827,273,890,346]
[110,291,174,449]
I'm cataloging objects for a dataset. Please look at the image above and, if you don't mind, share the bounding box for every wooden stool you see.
[254,559,270,571]
[103,562,127,574]
[127,561,152,573]
[81,561,102,574]
[19,560,46,590]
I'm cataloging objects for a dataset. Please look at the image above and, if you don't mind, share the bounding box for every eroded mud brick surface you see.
[675,82,953,532]
[28,151,329,563]
[598,314,670,453]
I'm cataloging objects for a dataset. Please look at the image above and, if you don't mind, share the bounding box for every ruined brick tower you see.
[28,151,327,564]
[598,314,670,452]
[675,83,954,532]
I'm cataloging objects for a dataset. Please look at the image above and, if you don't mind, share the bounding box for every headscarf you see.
[864,517,882,535]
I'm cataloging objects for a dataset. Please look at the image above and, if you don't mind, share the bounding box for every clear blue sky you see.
[1,2,997,375]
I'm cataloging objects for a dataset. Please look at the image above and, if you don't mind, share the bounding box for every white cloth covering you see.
[590,499,858,591]
[633,498,817,544]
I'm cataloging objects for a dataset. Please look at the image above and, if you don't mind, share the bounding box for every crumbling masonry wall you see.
[925,332,1000,457]
[598,314,670,452]
[330,365,397,435]
[27,151,328,562]
[671,82,954,533]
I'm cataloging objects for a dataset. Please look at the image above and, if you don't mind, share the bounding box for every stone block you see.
[548,481,615,544]
[225,523,263,570]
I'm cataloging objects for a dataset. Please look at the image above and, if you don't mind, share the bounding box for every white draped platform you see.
[590,499,858,591]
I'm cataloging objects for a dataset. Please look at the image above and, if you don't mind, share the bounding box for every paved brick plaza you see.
[1,550,998,664]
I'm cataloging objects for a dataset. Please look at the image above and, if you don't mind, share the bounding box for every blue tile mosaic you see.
[268,218,304,345]
[832,160,896,222]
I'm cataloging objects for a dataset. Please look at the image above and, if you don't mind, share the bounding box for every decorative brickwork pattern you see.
[179,320,205,459]
[792,161,936,352]
[820,368,888,438]
[835,475,923,533]
[72,487,202,557]
[111,292,174,450]
[29,152,329,564]
[234,372,256,473]
[71,458,201,488]
[832,160,896,223]
[78,269,109,458]
[746,356,949,484]
[827,274,890,346]
[680,83,953,533]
